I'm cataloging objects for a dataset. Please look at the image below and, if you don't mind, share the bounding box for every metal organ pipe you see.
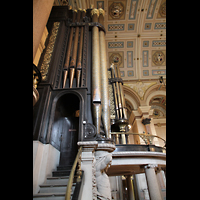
[69,9,81,88]
[63,9,76,88]
[91,8,102,135]
[98,8,111,138]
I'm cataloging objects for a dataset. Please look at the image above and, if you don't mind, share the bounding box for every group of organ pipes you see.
[61,6,128,140]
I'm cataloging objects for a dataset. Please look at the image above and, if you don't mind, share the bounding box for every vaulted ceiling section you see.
[54,0,166,81]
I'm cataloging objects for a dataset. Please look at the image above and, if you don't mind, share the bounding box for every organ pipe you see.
[91,8,102,135]
[69,9,81,88]
[63,9,77,88]
[98,8,111,138]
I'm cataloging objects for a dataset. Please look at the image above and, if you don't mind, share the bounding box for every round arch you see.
[47,90,85,145]
[146,90,166,106]
[123,85,142,109]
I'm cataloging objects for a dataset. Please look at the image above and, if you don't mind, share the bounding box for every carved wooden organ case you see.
[33,6,128,150]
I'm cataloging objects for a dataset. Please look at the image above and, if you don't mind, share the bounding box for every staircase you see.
[33,165,77,200]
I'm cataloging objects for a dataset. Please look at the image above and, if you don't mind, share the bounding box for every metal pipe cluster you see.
[63,8,86,88]
[91,8,111,138]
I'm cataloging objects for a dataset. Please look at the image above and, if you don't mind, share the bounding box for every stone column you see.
[77,141,98,200]
[33,0,54,61]
[126,175,135,200]
[144,164,162,200]
[156,168,166,200]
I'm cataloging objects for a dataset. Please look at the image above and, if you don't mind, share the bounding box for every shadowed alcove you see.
[51,93,80,166]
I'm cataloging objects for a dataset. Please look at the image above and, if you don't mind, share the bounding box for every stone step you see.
[52,170,71,177]
[39,183,75,193]
[45,176,69,185]
[57,165,72,171]
[33,192,67,200]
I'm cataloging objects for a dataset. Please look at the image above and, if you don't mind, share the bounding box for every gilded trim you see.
[98,8,105,16]
[91,8,99,17]
[40,22,60,81]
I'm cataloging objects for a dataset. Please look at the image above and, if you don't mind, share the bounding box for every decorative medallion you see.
[108,1,126,20]
[40,22,60,81]
[157,0,166,18]
[152,50,165,66]
[109,2,124,18]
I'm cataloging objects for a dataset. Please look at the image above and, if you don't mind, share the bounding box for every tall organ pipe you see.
[69,9,81,88]
[76,9,86,87]
[63,9,77,88]
[91,8,102,135]
[98,8,111,138]
[116,65,128,119]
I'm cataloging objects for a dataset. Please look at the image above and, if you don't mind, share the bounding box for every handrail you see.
[65,146,82,200]
[111,132,166,147]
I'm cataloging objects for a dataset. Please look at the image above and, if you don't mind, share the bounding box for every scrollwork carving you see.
[40,22,60,81]
[84,123,97,140]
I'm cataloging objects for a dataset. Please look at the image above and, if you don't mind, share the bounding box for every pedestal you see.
[77,141,98,200]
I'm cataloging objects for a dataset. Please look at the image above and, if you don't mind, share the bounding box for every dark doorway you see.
[51,93,80,166]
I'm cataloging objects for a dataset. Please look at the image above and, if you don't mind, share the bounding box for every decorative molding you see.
[146,0,158,19]
[108,24,124,31]
[154,23,166,29]
[129,0,138,20]
[127,51,133,68]
[40,22,60,81]
[77,141,98,147]
[96,143,116,152]
[112,151,166,158]
[108,42,124,48]
[143,50,148,67]
[152,40,166,47]
[124,82,157,100]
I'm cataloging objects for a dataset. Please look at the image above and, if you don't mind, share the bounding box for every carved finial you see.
[91,8,99,17]
[98,8,105,16]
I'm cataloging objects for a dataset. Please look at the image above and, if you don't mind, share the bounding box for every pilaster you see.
[77,141,98,200]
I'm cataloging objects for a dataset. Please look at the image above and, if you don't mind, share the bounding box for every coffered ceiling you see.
[99,0,166,81]
[54,0,166,81]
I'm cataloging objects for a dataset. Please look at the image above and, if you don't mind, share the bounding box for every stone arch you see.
[123,85,142,109]
[47,90,85,148]
[143,83,166,106]
[146,90,166,106]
